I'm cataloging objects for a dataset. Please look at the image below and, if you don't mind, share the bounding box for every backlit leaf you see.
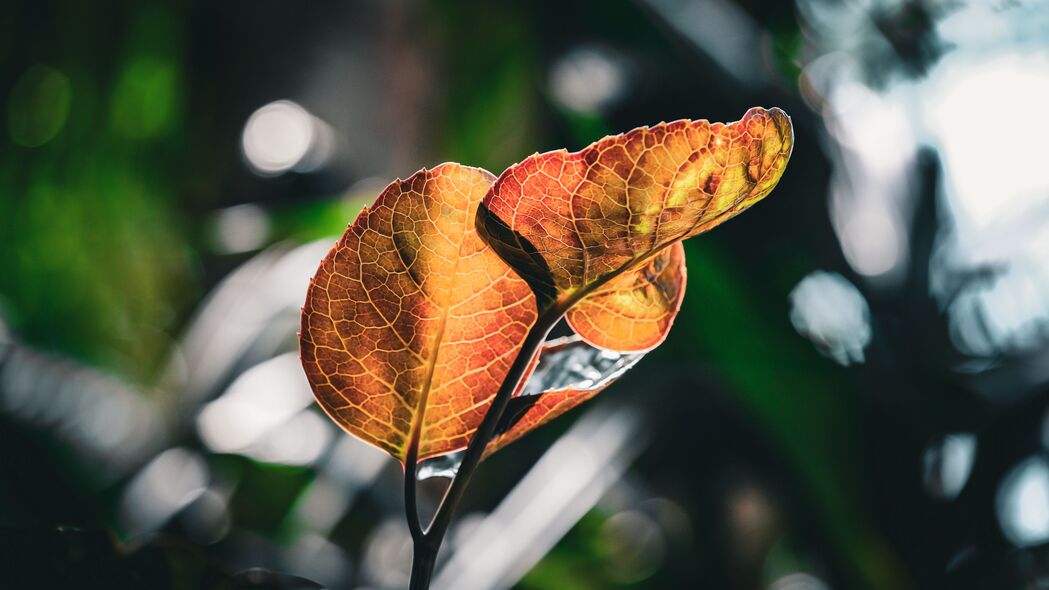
[478,107,792,319]
[565,241,686,352]
[484,335,647,456]
[301,107,792,464]
[299,163,538,462]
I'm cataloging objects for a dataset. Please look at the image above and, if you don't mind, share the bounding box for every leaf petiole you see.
[405,308,561,589]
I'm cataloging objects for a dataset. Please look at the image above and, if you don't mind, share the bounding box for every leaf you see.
[484,335,647,457]
[477,107,792,319]
[565,241,686,352]
[299,163,538,463]
[301,108,792,463]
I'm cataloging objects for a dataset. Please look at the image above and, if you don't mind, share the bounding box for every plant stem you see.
[404,436,426,544]
[408,540,437,590]
[405,309,560,588]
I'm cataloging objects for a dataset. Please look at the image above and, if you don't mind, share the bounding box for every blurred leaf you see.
[222,568,324,590]
[110,55,180,140]
[681,240,909,590]
[276,196,370,244]
[7,65,72,148]
[519,511,610,590]
[0,2,192,380]
[433,1,540,173]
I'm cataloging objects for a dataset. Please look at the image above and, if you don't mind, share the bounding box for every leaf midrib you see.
[404,192,472,461]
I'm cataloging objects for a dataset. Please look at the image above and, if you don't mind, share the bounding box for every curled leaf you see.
[566,241,686,352]
[484,335,647,457]
[300,163,537,462]
[478,107,792,317]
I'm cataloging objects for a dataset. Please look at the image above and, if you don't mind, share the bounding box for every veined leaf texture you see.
[301,108,792,462]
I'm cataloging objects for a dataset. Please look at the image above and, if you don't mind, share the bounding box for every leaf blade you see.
[566,241,686,352]
[484,335,647,457]
[300,163,538,462]
[478,107,792,314]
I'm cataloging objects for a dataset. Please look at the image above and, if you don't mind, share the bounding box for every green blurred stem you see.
[405,309,560,590]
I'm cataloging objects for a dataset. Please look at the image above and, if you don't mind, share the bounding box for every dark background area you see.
[3,0,1049,588]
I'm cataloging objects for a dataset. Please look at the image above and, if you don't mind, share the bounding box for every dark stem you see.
[404,435,426,544]
[404,309,560,588]
[426,312,557,540]
[408,540,437,590]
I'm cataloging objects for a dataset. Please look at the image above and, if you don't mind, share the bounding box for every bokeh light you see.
[927,52,1049,357]
[241,100,334,176]
[922,433,976,501]
[769,572,831,590]
[789,271,871,366]
[210,203,272,254]
[120,448,209,536]
[997,456,1049,548]
[548,45,628,115]
[196,353,316,456]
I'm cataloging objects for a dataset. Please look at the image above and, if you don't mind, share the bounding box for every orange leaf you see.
[479,246,681,455]
[484,335,647,457]
[566,241,686,352]
[300,163,538,462]
[478,107,792,319]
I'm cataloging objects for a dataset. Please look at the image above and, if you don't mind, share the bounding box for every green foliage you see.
[0,2,191,380]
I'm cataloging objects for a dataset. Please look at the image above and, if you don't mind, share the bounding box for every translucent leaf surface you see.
[300,163,538,462]
[485,335,647,456]
[478,107,792,322]
[566,241,686,352]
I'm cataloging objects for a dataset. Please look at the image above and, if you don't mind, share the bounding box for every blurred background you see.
[3,0,1049,588]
